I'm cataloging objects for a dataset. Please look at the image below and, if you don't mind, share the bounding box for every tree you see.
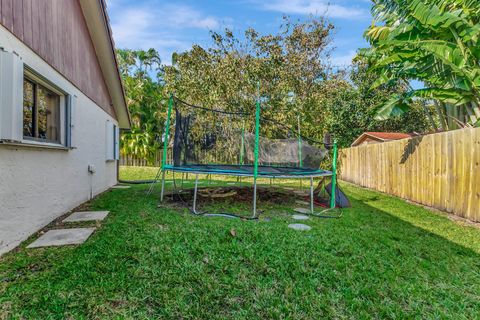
[323,60,432,147]
[362,0,480,127]
[117,49,166,164]
[163,16,432,149]
[164,16,335,142]
[117,16,435,164]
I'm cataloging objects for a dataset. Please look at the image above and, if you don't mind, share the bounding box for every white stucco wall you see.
[0,25,118,256]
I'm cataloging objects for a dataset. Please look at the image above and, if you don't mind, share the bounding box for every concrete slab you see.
[63,211,109,223]
[288,223,311,231]
[292,214,309,220]
[294,207,311,214]
[111,185,131,189]
[27,228,96,248]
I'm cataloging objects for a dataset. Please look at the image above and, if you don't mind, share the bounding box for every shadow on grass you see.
[1,182,480,318]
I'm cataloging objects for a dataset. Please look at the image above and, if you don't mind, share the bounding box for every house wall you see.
[0,24,118,256]
[354,137,382,146]
[0,0,115,118]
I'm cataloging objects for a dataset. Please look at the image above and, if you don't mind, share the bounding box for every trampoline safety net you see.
[171,97,328,170]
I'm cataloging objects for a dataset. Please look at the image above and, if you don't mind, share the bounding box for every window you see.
[0,51,73,148]
[106,121,119,161]
[23,76,61,143]
[113,124,118,159]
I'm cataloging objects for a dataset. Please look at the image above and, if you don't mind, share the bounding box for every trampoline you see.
[159,93,340,218]
[163,164,332,178]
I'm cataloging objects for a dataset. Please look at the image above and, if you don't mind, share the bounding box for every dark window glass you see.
[23,79,35,137]
[37,85,60,141]
[22,76,61,143]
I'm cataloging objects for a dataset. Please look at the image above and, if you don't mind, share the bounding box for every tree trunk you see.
[434,101,448,131]
[422,101,438,131]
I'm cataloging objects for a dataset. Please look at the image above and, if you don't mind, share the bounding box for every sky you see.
[106,0,374,66]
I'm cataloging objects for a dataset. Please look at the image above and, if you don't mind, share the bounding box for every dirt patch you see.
[165,186,297,205]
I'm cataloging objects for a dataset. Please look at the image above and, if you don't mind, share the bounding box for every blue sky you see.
[106,0,374,66]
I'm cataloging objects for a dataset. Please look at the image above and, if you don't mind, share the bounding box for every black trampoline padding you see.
[164,164,332,178]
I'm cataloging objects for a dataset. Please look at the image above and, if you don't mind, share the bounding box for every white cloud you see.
[108,3,226,64]
[162,4,220,29]
[257,0,367,19]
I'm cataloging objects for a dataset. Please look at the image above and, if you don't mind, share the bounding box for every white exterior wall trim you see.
[0,24,118,256]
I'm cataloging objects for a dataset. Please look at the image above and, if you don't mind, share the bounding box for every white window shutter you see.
[65,95,77,148]
[0,50,23,142]
[114,125,120,160]
[105,120,114,160]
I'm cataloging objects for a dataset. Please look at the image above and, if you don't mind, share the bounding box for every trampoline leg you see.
[310,177,314,214]
[160,170,166,202]
[252,178,258,218]
[193,174,199,214]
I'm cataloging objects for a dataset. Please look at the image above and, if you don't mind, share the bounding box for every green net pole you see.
[239,123,245,165]
[162,94,174,171]
[297,115,303,167]
[254,97,261,178]
[330,140,338,209]
[252,83,261,217]
[254,82,261,178]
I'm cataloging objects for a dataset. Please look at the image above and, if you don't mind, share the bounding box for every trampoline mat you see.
[164,164,332,178]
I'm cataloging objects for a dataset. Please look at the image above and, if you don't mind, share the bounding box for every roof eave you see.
[79,0,131,129]
[351,134,385,147]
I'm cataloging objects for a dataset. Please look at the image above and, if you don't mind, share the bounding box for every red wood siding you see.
[0,0,116,118]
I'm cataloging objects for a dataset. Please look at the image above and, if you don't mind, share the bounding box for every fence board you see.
[340,127,480,222]
[119,149,173,167]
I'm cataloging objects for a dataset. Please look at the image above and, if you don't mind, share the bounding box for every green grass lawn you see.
[1,167,480,319]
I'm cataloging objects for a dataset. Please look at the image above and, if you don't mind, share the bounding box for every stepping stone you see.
[294,207,311,214]
[283,187,294,191]
[294,190,308,195]
[27,228,96,248]
[63,211,109,223]
[226,182,236,185]
[292,214,309,220]
[295,200,309,206]
[288,223,311,231]
[111,185,131,189]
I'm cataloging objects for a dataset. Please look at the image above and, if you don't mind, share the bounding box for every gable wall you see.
[0,0,115,118]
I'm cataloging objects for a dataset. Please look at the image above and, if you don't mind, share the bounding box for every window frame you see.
[22,67,67,147]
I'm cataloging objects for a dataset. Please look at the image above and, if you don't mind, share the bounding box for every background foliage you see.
[117,49,166,164]
[118,16,434,162]
[362,0,480,128]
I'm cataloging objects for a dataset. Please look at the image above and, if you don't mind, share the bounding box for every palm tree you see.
[117,49,165,165]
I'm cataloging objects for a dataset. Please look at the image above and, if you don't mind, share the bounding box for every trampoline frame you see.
[159,94,339,218]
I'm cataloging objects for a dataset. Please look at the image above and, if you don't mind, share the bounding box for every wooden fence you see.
[119,150,172,167]
[340,127,480,222]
